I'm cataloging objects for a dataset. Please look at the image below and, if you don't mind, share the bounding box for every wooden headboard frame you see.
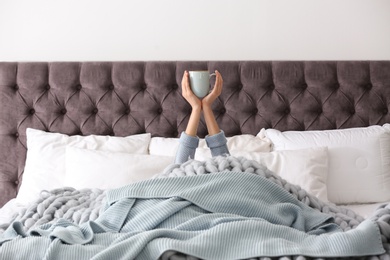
[1,61,390,207]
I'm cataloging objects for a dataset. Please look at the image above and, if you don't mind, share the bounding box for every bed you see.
[1,61,390,259]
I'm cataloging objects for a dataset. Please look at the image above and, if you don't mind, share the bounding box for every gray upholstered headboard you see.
[1,61,390,207]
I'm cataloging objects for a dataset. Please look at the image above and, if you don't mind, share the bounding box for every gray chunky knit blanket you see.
[2,155,390,259]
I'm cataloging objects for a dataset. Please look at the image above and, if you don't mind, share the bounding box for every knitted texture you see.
[157,156,364,230]
[156,155,390,260]
[0,171,384,259]
[0,188,106,233]
[2,156,390,259]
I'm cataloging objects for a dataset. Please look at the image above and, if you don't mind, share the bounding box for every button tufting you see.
[61,108,67,114]
[172,84,178,90]
[141,84,147,90]
[350,108,355,114]
[220,108,226,114]
[238,84,243,90]
[367,83,373,90]
[125,108,130,114]
[76,84,82,90]
[269,84,275,90]
[15,133,19,138]
[14,84,19,90]
[46,84,50,90]
[317,108,323,114]
[284,108,290,114]
[108,84,114,90]
[254,108,259,114]
[157,108,162,114]
[14,180,19,185]
[29,109,35,115]
[302,83,308,89]
[173,131,178,137]
[93,108,98,114]
[383,108,388,114]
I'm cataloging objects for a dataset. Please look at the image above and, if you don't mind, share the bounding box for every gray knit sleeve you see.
[205,130,230,157]
[174,132,199,164]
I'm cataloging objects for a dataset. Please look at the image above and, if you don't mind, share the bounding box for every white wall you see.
[0,0,389,61]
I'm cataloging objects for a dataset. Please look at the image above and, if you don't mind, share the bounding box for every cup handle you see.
[209,73,216,78]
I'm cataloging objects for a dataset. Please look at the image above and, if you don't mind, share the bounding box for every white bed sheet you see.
[0,199,25,225]
[341,202,389,219]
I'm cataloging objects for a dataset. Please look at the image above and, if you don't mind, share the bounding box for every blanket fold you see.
[0,171,385,259]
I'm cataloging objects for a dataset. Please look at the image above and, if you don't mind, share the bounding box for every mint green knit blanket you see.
[0,171,384,259]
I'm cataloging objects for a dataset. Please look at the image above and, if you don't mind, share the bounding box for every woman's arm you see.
[202,71,230,157]
[202,71,223,136]
[175,71,202,164]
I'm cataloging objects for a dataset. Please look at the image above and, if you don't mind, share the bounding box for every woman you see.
[175,70,230,164]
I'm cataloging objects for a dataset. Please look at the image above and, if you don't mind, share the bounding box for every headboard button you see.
[15,133,19,138]
[284,108,290,114]
[93,108,98,114]
[46,84,51,90]
[157,108,162,114]
[61,109,67,114]
[220,108,226,114]
[172,84,178,90]
[383,108,388,114]
[108,85,114,90]
[367,83,373,90]
[76,84,82,90]
[29,109,35,115]
[14,180,19,185]
[14,84,19,90]
[125,108,130,115]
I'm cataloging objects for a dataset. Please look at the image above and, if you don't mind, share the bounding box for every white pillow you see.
[18,128,151,204]
[234,147,329,202]
[149,134,272,160]
[65,147,174,190]
[263,125,390,204]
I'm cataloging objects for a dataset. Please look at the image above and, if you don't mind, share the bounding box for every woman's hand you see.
[202,70,223,109]
[181,71,202,111]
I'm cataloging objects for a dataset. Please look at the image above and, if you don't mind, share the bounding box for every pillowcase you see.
[263,125,390,204]
[234,147,329,202]
[149,134,272,160]
[18,128,151,204]
[65,147,174,190]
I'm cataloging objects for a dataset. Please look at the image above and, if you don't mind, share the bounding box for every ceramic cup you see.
[189,71,216,98]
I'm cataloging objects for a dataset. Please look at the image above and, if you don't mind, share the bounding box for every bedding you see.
[149,134,273,159]
[150,135,328,201]
[263,125,390,204]
[2,60,390,259]
[228,147,329,202]
[65,148,174,189]
[18,128,151,205]
[0,156,387,259]
[342,202,390,219]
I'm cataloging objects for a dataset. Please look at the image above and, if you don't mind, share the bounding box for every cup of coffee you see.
[189,71,216,98]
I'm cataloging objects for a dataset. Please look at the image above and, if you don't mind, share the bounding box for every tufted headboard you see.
[1,61,390,207]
